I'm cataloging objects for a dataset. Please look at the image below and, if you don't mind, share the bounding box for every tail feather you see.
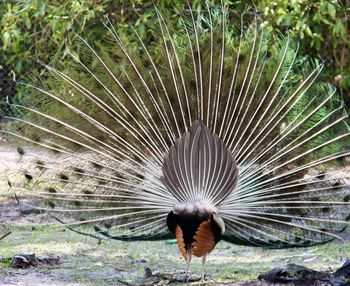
[162,120,238,204]
[1,6,350,246]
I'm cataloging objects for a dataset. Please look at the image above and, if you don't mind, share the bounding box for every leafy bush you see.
[0,0,349,106]
[256,0,350,103]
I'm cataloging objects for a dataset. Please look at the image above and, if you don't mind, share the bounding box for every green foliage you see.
[256,0,350,102]
[0,1,200,74]
[0,0,349,105]
[0,0,117,73]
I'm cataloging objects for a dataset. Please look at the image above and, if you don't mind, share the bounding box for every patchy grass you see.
[1,218,350,285]
[1,190,350,285]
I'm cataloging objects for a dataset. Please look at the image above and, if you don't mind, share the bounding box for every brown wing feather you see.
[192,219,216,257]
[175,225,187,260]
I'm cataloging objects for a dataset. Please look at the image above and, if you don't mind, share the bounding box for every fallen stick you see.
[0,231,12,241]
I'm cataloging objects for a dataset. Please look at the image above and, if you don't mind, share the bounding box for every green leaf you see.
[15,60,22,73]
[2,31,11,49]
[333,21,345,37]
[24,15,31,29]
[327,3,336,19]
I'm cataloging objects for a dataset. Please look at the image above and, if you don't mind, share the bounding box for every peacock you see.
[1,4,350,280]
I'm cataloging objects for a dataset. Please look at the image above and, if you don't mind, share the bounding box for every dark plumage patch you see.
[136,174,145,180]
[73,200,82,207]
[47,187,57,193]
[16,147,25,156]
[143,60,151,68]
[167,212,207,247]
[316,172,326,180]
[91,162,103,170]
[36,160,45,170]
[104,222,112,229]
[133,155,142,163]
[266,50,272,59]
[50,145,61,154]
[24,173,33,181]
[98,179,107,186]
[31,134,41,142]
[59,174,69,181]
[332,181,341,187]
[189,80,197,90]
[164,136,172,147]
[73,167,85,175]
[115,172,126,180]
[167,211,223,259]
[46,200,55,208]
[70,141,82,150]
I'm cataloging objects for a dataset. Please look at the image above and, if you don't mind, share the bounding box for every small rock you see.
[20,207,43,215]
[145,267,153,278]
[37,255,60,265]
[11,253,38,268]
[135,257,149,263]
[175,273,201,282]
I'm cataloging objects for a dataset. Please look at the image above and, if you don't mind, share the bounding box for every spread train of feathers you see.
[1,6,350,250]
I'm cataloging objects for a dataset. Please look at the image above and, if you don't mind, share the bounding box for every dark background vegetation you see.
[0,0,349,106]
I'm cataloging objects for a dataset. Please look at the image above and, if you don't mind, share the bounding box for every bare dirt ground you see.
[1,148,350,285]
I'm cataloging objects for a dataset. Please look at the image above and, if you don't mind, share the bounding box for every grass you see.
[1,218,350,285]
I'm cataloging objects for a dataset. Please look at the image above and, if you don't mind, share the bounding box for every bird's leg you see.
[201,255,207,281]
[185,251,192,282]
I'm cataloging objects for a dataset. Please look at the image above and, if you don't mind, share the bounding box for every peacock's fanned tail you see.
[1,6,350,247]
